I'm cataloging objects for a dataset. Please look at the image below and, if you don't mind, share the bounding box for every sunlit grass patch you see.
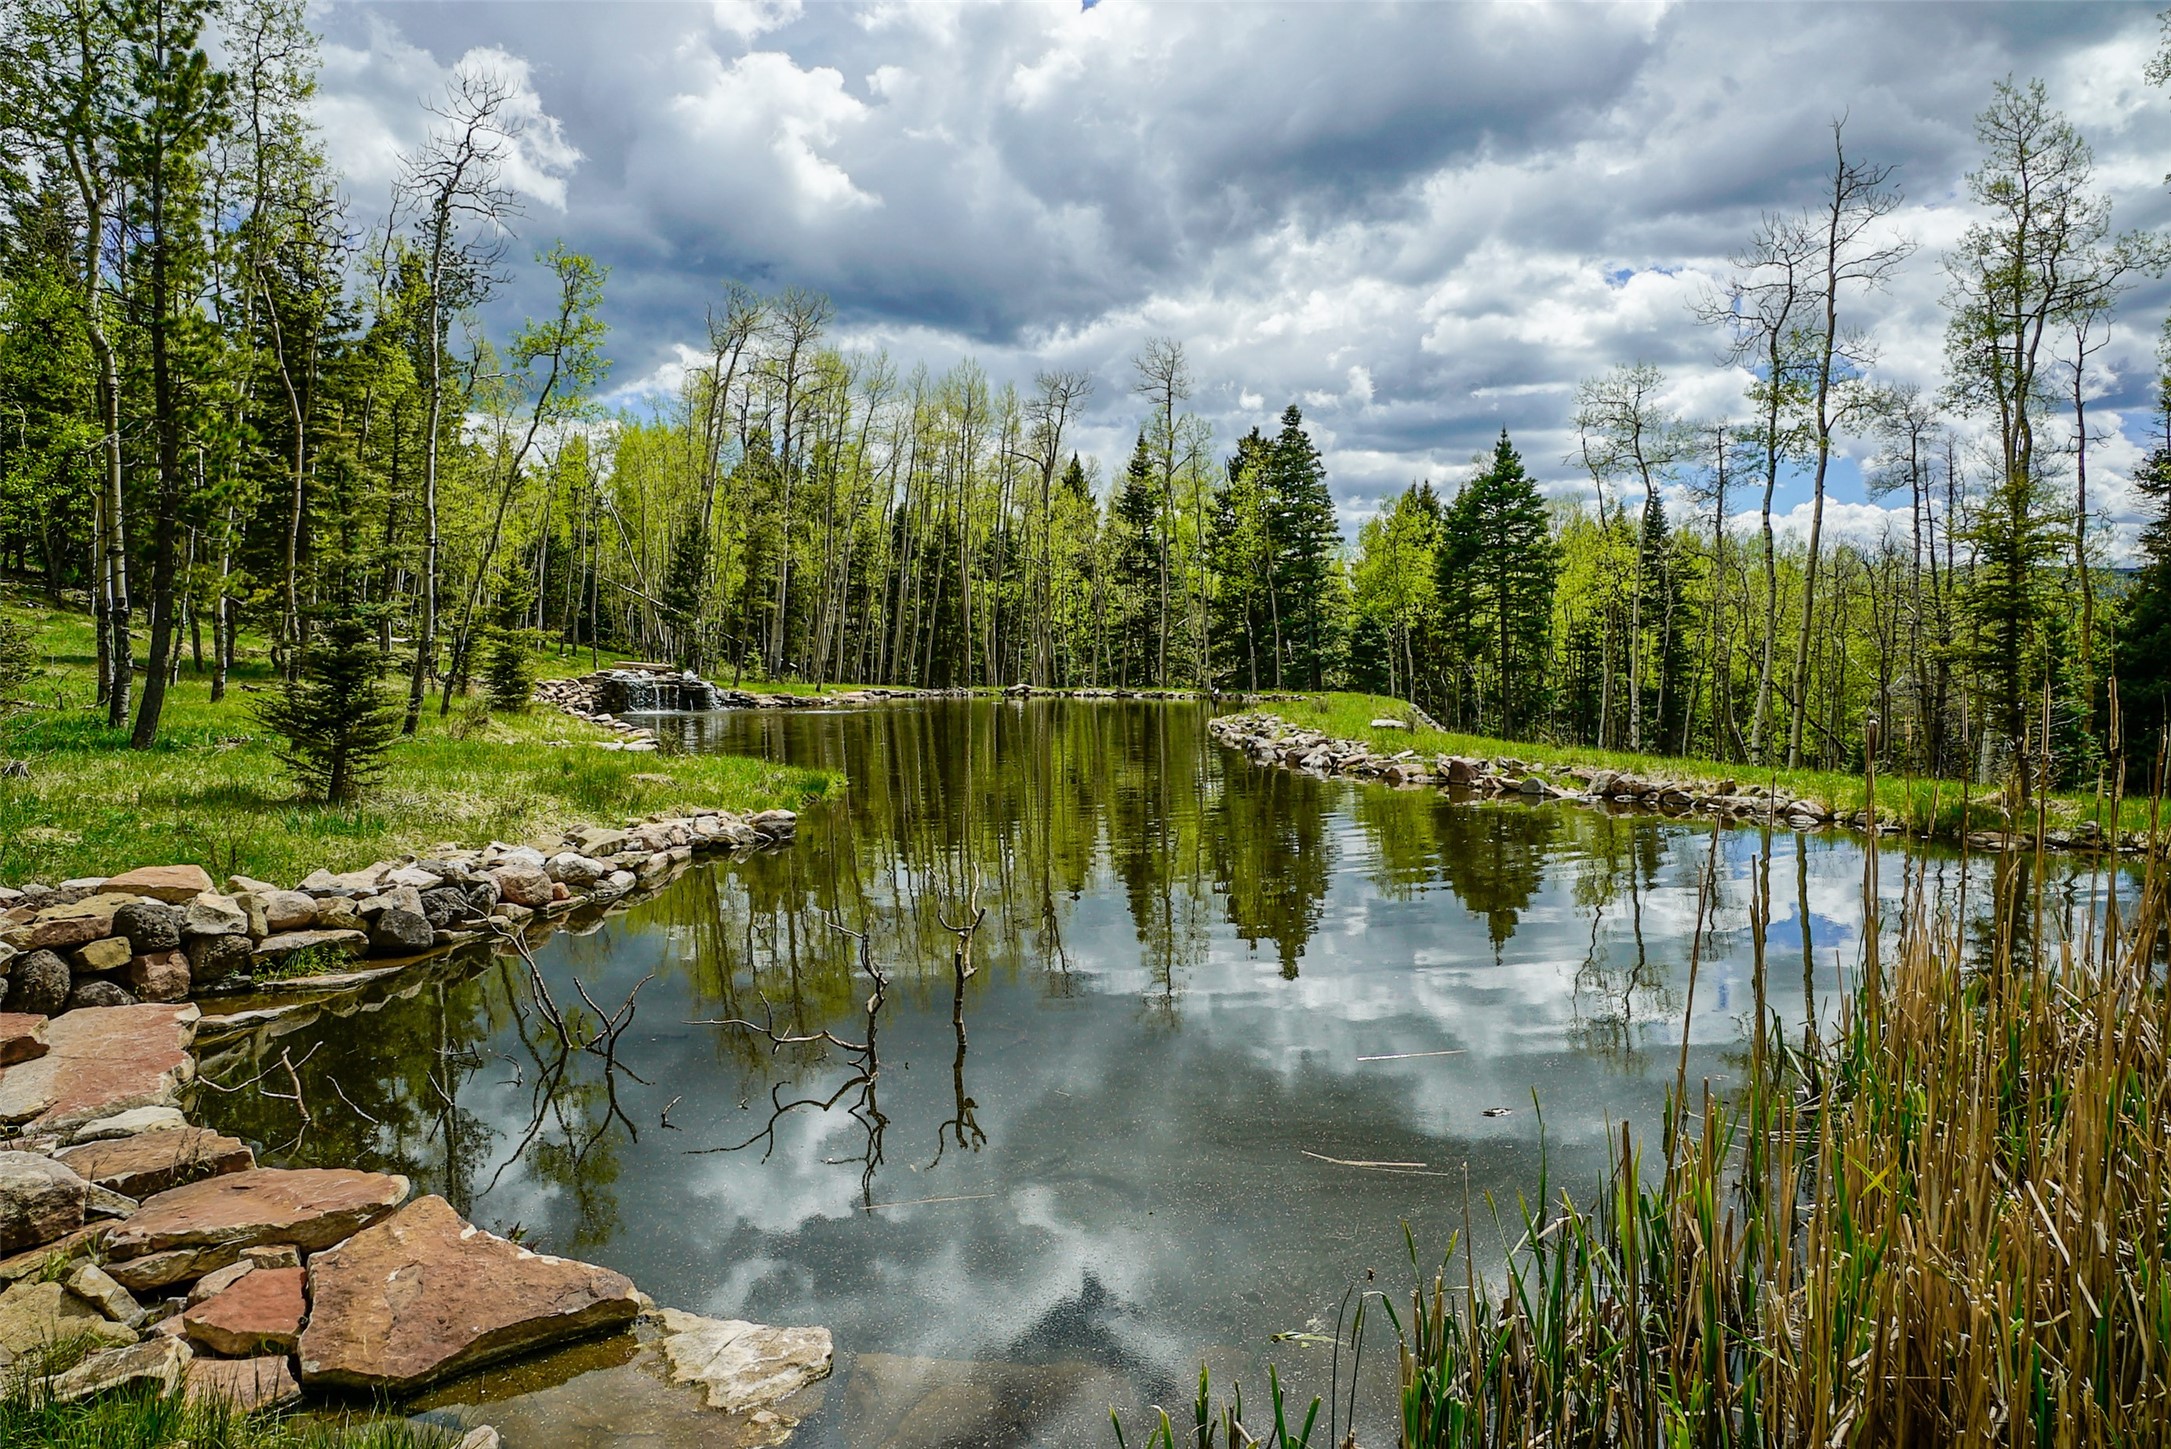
[0,591,836,887]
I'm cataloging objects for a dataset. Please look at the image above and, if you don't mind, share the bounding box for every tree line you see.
[2,0,2170,800]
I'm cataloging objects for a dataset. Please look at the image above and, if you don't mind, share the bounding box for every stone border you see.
[0,808,799,1024]
[1210,712,2144,855]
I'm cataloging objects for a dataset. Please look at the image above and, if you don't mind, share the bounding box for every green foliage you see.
[1437,431,1558,735]
[257,581,400,803]
[483,577,538,714]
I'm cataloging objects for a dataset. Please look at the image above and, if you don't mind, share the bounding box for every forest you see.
[3,0,2170,800]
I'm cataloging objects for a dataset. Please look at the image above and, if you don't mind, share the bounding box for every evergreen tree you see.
[1962,466,2065,787]
[1267,405,1341,689]
[1109,432,1163,685]
[1635,495,1695,752]
[258,568,400,802]
[483,573,537,712]
[1208,428,1277,690]
[1436,432,1558,734]
[2115,435,2171,770]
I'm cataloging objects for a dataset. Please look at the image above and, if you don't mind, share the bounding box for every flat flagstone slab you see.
[185,1353,302,1414]
[58,1127,255,1199]
[0,1015,48,1068]
[0,1004,198,1131]
[655,1309,832,1412]
[299,1194,640,1393]
[101,866,215,902]
[0,1279,137,1362]
[184,1265,305,1356]
[51,1335,190,1402]
[104,1167,409,1291]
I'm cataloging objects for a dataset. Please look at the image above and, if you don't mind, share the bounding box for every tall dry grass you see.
[1127,769,2171,1447]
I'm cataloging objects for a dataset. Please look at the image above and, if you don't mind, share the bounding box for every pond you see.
[196,700,2111,1447]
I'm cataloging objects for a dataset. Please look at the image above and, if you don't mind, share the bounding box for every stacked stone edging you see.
[0,806,799,1022]
[534,669,1240,723]
[1210,712,2141,855]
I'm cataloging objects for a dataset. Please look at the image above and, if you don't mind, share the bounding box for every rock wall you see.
[1209,712,2137,854]
[0,809,798,1020]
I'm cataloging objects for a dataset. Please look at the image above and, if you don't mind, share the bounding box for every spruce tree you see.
[1208,428,1277,690]
[1436,432,1558,735]
[1109,432,1163,685]
[259,572,400,803]
[2115,435,2171,770]
[483,575,537,713]
[1267,405,1341,689]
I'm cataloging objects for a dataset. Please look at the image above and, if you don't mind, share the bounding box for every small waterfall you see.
[591,668,721,714]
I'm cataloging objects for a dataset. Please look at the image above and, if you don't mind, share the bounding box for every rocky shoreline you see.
[1210,712,2142,854]
[534,665,1268,721]
[0,699,835,1436]
[0,805,833,1440]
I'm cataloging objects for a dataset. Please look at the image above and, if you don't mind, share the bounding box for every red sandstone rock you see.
[125,950,191,1003]
[0,1003,198,1131]
[0,1015,48,1068]
[183,1265,304,1356]
[101,866,215,903]
[184,1354,301,1414]
[297,1194,639,1393]
[487,864,555,909]
[56,1127,254,1199]
[103,1167,409,1290]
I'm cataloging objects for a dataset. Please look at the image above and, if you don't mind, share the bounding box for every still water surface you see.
[199,701,2095,1446]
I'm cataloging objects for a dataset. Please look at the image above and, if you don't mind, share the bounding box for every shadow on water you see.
[197,700,2129,1447]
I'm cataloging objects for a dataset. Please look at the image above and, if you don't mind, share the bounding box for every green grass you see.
[0,1333,448,1448]
[0,590,837,888]
[1264,692,2150,842]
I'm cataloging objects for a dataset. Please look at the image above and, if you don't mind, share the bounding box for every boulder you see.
[112,900,183,953]
[187,932,256,984]
[355,886,424,919]
[0,1014,48,1068]
[67,980,138,1010]
[368,908,435,957]
[0,1278,138,1360]
[417,888,472,929]
[545,853,609,889]
[488,865,555,909]
[102,866,215,904]
[51,1335,189,1402]
[0,1003,198,1133]
[58,1127,254,1198]
[66,1263,146,1327]
[257,890,319,932]
[312,897,364,933]
[185,1354,301,1415]
[655,1308,834,1411]
[125,950,191,1003]
[0,1151,88,1254]
[568,827,627,857]
[104,1167,409,1291]
[183,1265,304,1356]
[297,1194,640,1393]
[181,893,250,938]
[71,1105,189,1142]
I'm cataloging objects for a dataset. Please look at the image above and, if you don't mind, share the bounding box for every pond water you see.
[197,701,2112,1447]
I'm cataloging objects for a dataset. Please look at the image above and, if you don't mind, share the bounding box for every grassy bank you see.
[0,592,836,888]
[1270,692,2148,841]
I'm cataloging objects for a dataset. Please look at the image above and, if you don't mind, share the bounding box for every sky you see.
[305,0,2171,551]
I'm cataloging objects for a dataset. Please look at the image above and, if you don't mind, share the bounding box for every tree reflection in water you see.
[194,700,2137,1273]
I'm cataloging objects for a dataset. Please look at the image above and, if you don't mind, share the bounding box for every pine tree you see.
[1109,432,1163,686]
[2115,436,2171,770]
[1436,432,1558,734]
[483,574,537,713]
[258,572,400,803]
[1266,404,1341,689]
